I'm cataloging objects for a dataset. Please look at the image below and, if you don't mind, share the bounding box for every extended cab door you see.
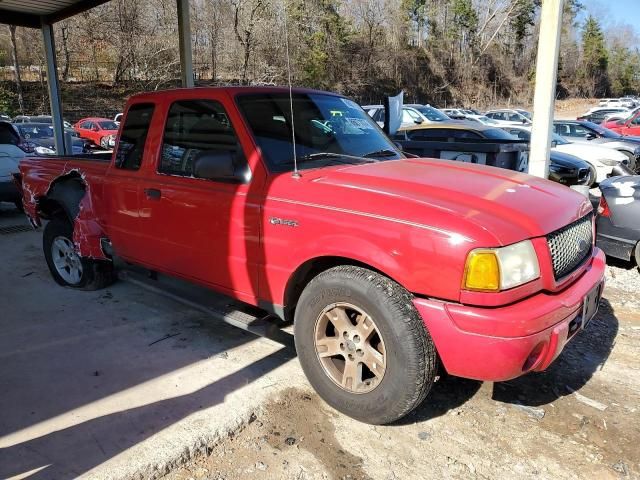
[133,95,261,302]
[103,103,157,261]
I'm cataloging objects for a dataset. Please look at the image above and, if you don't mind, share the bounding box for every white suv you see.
[484,109,532,126]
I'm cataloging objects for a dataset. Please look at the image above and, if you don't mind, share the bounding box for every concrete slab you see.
[0,206,306,480]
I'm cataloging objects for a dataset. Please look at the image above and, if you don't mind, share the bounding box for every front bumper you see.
[413,248,606,382]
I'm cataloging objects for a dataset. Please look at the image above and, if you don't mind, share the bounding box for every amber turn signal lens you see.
[463,251,500,292]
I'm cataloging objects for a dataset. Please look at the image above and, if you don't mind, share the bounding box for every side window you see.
[508,113,521,122]
[115,103,155,171]
[555,123,572,136]
[631,115,640,125]
[402,110,415,123]
[79,121,90,129]
[571,125,588,136]
[159,100,240,178]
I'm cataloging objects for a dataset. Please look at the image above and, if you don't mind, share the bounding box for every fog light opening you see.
[523,341,546,372]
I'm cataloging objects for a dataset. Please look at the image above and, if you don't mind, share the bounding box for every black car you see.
[596,176,640,269]
[15,123,88,155]
[547,150,592,186]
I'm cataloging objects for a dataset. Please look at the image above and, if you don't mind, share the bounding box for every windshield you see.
[411,105,450,122]
[482,128,517,140]
[237,93,402,172]
[582,121,621,138]
[18,124,53,139]
[98,121,119,130]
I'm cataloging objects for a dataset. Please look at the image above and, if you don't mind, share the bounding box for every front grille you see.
[547,214,593,280]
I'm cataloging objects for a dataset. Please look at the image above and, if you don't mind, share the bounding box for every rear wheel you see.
[43,216,115,290]
[99,136,109,149]
[294,265,437,424]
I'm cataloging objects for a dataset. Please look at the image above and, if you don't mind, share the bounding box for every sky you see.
[581,0,640,31]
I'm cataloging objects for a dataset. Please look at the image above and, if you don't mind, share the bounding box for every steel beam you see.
[41,21,67,155]
[176,0,194,88]
[528,0,564,179]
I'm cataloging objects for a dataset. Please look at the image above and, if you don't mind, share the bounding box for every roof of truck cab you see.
[128,86,346,102]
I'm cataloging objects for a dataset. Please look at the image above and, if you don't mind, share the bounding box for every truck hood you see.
[271,158,593,246]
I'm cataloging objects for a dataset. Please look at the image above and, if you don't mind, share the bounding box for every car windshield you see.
[552,133,570,145]
[481,128,517,140]
[237,92,403,172]
[582,121,621,138]
[18,124,53,139]
[98,121,119,130]
[411,106,450,122]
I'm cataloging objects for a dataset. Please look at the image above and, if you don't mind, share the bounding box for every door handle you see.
[144,188,161,200]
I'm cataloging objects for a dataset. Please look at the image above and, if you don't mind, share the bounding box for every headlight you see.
[463,240,540,292]
[34,146,56,155]
[597,157,623,166]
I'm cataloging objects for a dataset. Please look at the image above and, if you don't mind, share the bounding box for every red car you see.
[601,110,640,135]
[73,117,119,149]
[17,87,605,424]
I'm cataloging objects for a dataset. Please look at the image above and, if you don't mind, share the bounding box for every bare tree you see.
[7,25,25,114]
[232,0,266,84]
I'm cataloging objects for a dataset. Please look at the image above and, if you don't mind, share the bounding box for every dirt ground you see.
[554,98,598,120]
[165,262,640,480]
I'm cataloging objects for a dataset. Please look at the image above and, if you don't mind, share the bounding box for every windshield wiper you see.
[297,152,374,165]
[362,149,399,158]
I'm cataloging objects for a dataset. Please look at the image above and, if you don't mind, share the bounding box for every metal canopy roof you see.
[0,0,110,28]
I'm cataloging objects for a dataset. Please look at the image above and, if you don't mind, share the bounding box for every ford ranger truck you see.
[17,87,606,425]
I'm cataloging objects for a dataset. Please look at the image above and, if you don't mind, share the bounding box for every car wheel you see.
[43,216,115,290]
[294,265,437,425]
[587,165,597,188]
[99,136,108,149]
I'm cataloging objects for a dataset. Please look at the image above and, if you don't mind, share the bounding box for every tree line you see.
[0,0,639,116]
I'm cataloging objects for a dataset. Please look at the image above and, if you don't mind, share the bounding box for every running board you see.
[118,268,294,348]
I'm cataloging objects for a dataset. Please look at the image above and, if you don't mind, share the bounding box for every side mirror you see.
[551,140,558,148]
[522,118,527,124]
[193,150,250,183]
[414,118,424,125]
[585,133,596,140]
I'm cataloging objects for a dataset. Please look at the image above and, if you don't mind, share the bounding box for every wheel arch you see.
[38,172,87,223]
[282,255,403,323]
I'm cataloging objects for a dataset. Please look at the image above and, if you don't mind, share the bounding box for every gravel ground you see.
[165,260,640,480]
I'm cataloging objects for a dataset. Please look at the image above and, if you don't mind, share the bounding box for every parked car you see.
[459,108,481,116]
[578,107,629,124]
[73,117,119,149]
[601,109,640,136]
[553,120,640,172]
[596,175,640,269]
[0,112,11,122]
[363,104,450,128]
[15,123,88,155]
[0,121,26,210]
[17,86,605,425]
[505,125,631,186]
[441,108,467,120]
[598,99,626,108]
[12,115,76,132]
[603,106,639,123]
[402,122,590,186]
[484,109,532,126]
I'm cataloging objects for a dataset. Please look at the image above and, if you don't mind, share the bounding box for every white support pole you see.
[176,0,194,88]
[41,20,67,155]
[528,0,564,179]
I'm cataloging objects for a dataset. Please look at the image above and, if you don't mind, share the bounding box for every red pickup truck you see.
[17,87,605,424]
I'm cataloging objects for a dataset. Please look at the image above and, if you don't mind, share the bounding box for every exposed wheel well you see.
[283,256,395,323]
[38,173,86,222]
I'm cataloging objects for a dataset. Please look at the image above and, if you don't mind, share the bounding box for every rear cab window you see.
[115,103,155,170]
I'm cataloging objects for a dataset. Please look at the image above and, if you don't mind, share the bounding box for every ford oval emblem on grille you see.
[577,239,588,255]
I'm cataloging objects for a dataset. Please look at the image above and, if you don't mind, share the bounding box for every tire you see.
[43,216,115,290]
[294,265,437,425]
[587,165,597,188]
[99,137,108,149]
[635,243,640,272]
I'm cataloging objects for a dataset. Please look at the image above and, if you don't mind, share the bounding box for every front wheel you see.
[43,217,115,290]
[587,165,597,188]
[294,266,437,424]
